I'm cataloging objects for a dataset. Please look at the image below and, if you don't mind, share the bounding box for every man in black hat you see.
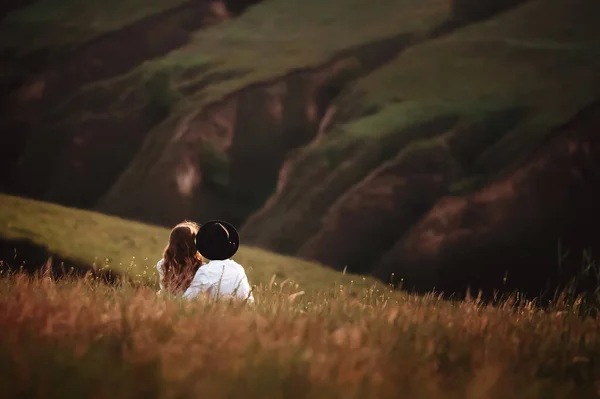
[182,221,254,303]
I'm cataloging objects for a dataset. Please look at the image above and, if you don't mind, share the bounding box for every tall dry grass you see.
[0,270,599,399]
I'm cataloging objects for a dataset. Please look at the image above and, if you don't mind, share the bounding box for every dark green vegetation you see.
[0,0,189,52]
[2,0,600,298]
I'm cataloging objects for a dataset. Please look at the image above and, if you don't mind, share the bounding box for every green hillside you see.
[244,0,600,243]
[240,0,600,292]
[2,0,599,296]
[0,194,385,293]
[40,0,452,217]
[0,0,190,53]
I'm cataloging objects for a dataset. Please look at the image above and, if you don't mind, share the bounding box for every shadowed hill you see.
[242,0,600,297]
[55,0,454,222]
[0,0,259,199]
[3,0,515,223]
[1,0,599,298]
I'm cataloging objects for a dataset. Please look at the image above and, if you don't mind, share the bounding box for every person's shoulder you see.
[156,259,164,272]
[228,259,247,272]
[189,264,212,284]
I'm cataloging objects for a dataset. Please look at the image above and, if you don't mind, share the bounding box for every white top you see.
[156,258,254,303]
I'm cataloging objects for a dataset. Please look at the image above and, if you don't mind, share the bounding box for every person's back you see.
[184,220,254,303]
[183,258,253,302]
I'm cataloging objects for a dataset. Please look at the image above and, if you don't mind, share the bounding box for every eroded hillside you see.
[1,0,599,297]
[243,0,600,295]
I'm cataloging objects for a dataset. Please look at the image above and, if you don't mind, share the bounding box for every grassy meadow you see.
[0,271,599,399]
[2,0,600,396]
[1,194,600,398]
[0,193,384,293]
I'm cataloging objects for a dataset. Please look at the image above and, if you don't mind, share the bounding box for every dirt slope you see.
[94,0,453,225]
[241,0,600,296]
[2,0,598,296]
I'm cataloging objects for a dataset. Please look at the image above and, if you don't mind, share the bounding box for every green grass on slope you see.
[38,0,451,191]
[91,0,452,206]
[64,0,451,116]
[0,0,190,54]
[0,194,382,292]
[314,0,600,174]
[237,0,600,252]
[151,0,450,102]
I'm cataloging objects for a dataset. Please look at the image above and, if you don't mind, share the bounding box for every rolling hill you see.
[1,0,599,297]
[0,193,385,294]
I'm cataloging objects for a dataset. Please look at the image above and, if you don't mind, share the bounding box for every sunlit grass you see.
[0,271,599,399]
[0,193,387,294]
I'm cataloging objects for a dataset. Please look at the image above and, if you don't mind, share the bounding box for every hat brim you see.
[195,220,240,260]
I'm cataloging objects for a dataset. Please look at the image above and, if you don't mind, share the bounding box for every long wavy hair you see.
[160,221,203,294]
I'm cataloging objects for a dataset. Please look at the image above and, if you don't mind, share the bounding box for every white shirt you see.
[156,259,254,303]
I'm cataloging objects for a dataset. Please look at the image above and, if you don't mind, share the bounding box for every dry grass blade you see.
[0,272,598,399]
[287,291,305,302]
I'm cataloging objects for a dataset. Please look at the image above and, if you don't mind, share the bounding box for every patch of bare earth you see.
[374,102,600,298]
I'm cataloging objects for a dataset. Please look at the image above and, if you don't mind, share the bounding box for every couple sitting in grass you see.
[156,220,254,303]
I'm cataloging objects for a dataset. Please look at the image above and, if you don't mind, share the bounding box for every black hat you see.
[195,220,240,260]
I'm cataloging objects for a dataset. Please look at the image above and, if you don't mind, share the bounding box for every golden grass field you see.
[0,270,598,399]
[1,196,600,398]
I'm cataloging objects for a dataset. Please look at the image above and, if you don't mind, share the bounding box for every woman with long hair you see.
[156,221,204,295]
